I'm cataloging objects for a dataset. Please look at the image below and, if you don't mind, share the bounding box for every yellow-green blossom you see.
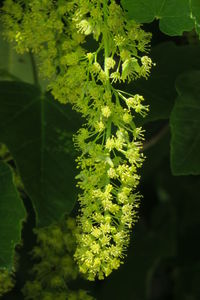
[0,269,15,296]
[2,0,153,281]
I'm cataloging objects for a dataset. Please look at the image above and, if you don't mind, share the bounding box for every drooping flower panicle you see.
[2,0,153,281]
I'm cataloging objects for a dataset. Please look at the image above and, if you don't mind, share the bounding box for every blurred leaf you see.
[121,0,194,36]
[0,29,48,91]
[191,0,200,37]
[156,169,200,299]
[0,81,81,227]
[173,262,200,300]
[127,42,200,125]
[174,177,200,264]
[0,30,33,83]
[170,70,200,175]
[0,161,26,269]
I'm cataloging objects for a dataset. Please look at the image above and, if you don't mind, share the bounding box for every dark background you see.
[0,1,199,299]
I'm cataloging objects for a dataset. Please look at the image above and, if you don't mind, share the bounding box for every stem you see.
[106,119,112,139]
[29,52,39,87]
[103,0,112,139]
[117,91,127,102]
[116,89,134,97]
[143,124,169,151]
[103,0,109,80]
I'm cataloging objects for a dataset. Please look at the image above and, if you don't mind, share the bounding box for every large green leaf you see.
[126,42,200,125]
[121,0,195,36]
[0,161,26,269]
[170,70,200,175]
[0,81,81,226]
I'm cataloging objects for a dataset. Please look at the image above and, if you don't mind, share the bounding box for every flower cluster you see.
[22,218,94,300]
[0,269,14,297]
[71,1,153,280]
[2,0,153,280]
[1,0,87,103]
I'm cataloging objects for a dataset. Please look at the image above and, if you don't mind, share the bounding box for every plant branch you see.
[143,123,169,151]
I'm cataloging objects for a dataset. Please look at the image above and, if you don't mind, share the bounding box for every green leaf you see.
[0,81,81,226]
[126,42,200,125]
[0,161,26,269]
[121,0,194,36]
[170,70,200,175]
